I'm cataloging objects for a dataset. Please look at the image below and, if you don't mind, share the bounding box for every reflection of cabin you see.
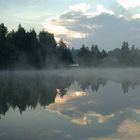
[69,64,79,68]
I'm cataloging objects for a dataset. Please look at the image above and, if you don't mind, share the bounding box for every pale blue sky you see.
[0,0,140,50]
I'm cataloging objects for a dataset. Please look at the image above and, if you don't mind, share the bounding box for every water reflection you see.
[0,71,140,116]
[0,70,140,140]
[0,71,73,115]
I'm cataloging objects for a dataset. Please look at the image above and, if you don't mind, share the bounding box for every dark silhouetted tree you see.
[57,39,73,66]
[119,41,131,66]
[78,44,92,66]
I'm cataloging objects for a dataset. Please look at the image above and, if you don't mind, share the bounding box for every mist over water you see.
[0,68,140,140]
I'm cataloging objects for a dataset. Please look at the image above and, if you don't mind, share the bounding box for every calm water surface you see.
[0,69,140,140]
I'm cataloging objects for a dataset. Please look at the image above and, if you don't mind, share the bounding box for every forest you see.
[0,23,140,69]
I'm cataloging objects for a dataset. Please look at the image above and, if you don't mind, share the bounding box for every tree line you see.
[0,23,140,69]
[0,23,73,69]
[73,42,140,67]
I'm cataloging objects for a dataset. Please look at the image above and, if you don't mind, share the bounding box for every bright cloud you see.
[85,4,114,18]
[69,3,90,13]
[42,17,87,39]
[132,14,140,19]
[117,0,140,9]
[71,116,89,126]
[53,90,86,104]
[88,112,115,123]
[42,19,67,35]
[96,5,114,15]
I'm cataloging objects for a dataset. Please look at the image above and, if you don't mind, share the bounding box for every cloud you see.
[42,15,88,40]
[41,3,140,50]
[87,119,140,140]
[47,88,115,126]
[87,112,115,124]
[70,112,114,126]
[71,116,89,126]
[53,90,86,104]
[117,0,140,9]
[96,5,114,15]
[69,3,90,13]
[132,14,140,19]
[41,3,114,41]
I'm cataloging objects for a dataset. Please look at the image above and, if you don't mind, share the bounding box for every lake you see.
[0,68,140,140]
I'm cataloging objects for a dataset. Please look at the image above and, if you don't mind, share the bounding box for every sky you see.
[0,0,140,50]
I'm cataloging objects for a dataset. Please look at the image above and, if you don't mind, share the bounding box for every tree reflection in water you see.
[0,70,140,117]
